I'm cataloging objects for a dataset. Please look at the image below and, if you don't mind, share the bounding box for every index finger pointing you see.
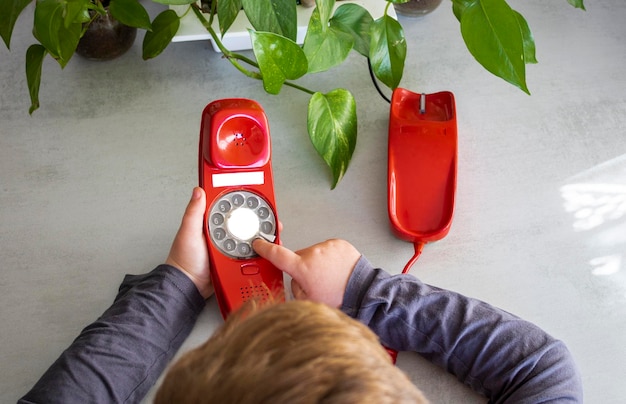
[253,238,301,279]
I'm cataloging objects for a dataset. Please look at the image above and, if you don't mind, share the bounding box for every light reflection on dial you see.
[227,208,260,240]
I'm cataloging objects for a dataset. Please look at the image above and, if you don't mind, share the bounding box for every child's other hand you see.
[252,238,361,307]
[166,187,214,299]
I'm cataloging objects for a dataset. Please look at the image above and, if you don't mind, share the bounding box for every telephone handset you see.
[388,87,457,273]
[199,98,284,318]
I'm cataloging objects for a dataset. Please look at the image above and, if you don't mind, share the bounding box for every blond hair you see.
[156,300,428,403]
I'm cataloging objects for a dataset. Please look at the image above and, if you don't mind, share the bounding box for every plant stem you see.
[283,81,315,95]
[190,3,316,96]
[228,52,259,70]
[178,5,192,20]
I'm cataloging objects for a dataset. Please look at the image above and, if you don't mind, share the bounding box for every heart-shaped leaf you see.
[308,89,357,189]
[218,0,242,36]
[330,3,373,57]
[0,0,32,49]
[566,0,585,10]
[452,0,473,21]
[26,44,47,114]
[460,0,529,93]
[316,0,334,26]
[32,0,62,55]
[242,0,297,41]
[302,6,354,73]
[142,10,179,60]
[514,10,536,64]
[33,0,81,67]
[369,14,406,90]
[250,30,308,94]
[109,0,152,31]
[64,0,91,28]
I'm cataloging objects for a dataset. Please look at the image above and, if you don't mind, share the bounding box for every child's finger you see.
[178,187,206,239]
[253,238,302,279]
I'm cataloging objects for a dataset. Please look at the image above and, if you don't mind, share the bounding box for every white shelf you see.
[170,1,394,52]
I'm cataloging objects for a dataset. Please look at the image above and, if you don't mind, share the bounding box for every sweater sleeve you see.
[340,256,583,404]
[19,264,206,404]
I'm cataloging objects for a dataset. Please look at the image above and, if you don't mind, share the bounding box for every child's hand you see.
[252,238,361,307]
[166,187,214,299]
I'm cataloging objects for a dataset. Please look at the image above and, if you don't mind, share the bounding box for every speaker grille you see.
[240,284,270,302]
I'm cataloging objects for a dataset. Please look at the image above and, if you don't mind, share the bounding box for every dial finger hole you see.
[258,207,270,219]
[213,228,226,241]
[217,200,231,213]
[223,239,236,252]
[260,220,274,235]
[231,194,244,207]
[246,196,259,209]
[211,213,225,226]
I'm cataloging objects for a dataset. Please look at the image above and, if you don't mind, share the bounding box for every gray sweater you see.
[343,256,583,403]
[19,257,583,403]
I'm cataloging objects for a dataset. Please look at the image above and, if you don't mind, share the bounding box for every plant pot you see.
[393,0,443,17]
[76,9,137,60]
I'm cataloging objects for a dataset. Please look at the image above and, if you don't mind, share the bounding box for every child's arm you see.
[19,265,206,404]
[20,188,212,403]
[342,256,583,403]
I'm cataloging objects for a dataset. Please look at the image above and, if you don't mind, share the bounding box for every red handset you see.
[388,88,457,273]
[199,98,284,318]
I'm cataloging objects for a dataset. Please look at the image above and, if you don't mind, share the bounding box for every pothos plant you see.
[0,0,585,188]
[0,0,184,112]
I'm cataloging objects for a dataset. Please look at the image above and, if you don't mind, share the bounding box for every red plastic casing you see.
[199,98,284,319]
[388,88,457,244]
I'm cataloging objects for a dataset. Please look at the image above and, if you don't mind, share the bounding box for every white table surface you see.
[1,1,625,402]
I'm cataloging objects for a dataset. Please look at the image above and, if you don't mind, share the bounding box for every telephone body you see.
[199,98,284,318]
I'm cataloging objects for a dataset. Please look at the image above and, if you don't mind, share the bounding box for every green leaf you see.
[142,10,179,60]
[315,0,334,26]
[0,0,32,49]
[26,44,47,114]
[109,0,152,31]
[460,0,529,94]
[452,0,473,21]
[33,0,81,67]
[330,3,373,57]
[242,0,297,41]
[566,0,585,10]
[307,89,357,189]
[150,0,196,5]
[514,10,536,64]
[369,14,406,90]
[218,0,242,36]
[250,30,308,94]
[90,1,106,15]
[302,6,354,73]
[33,0,65,58]
[64,0,91,28]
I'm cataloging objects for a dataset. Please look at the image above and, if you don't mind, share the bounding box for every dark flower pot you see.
[76,9,137,60]
[393,0,443,17]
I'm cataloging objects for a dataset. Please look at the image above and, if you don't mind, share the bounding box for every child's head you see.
[156,300,428,403]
